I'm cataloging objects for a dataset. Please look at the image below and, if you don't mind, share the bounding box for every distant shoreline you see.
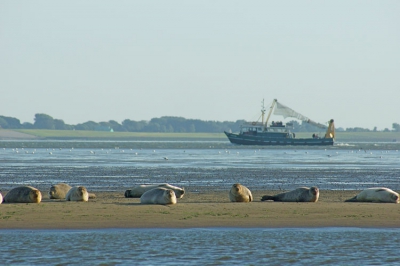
[1,129,399,142]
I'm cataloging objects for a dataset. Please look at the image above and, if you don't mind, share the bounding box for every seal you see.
[0,192,2,204]
[49,183,72,199]
[65,186,89,202]
[125,183,185,199]
[345,187,399,203]
[3,186,42,203]
[261,187,319,202]
[140,187,177,205]
[229,183,253,202]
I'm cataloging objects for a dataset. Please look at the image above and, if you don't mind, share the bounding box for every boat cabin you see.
[271,121,284,127]
[240,121,295,138]
[240,125,263,134]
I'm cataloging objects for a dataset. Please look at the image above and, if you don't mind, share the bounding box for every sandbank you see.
[1,190,399,229]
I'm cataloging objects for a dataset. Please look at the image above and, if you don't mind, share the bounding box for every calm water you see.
[0,140,399,192]
[1,140,400,265]
[0,228,399,265]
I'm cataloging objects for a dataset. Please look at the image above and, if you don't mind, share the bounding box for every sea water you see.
[0,141,399,192]
[0,228,399,265]
[1,140,399,265]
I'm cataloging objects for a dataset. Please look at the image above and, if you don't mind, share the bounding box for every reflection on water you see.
[0,228,399,265]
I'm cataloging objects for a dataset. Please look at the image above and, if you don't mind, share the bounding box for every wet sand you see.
[1,190,399,229]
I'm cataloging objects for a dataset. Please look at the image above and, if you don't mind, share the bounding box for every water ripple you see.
[0,228,399,265]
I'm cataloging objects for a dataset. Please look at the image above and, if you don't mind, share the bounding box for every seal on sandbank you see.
[140,187,177,205]
[261,187,319,202]
[229,183,253,203]
[0,192,2,204]
[125,183,185,199]
[65,186,89,202]
[49,183,72,199]
[3,186,42,203]
[345,187,399,203]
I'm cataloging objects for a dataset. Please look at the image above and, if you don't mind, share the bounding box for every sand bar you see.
[1,190,399,229]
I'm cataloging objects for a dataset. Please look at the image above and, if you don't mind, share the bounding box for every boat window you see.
[270,128,288,133]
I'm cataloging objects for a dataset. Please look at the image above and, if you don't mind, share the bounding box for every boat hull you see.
[224,132,334,146]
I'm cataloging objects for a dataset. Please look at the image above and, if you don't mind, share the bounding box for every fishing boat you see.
[224,99,335,146]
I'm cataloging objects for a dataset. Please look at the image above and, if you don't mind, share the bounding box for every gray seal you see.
[3,186,42,203]
[125,183,185,199]
[345,187,399,203]
[261,187,319,202]
[140,188,177,205]
[49,183,72,199]
[65,186,89,202]
[229,183,253,203]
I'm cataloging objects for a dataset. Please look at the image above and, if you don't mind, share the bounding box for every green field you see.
[15,129,226,140]
[15,129,400,142]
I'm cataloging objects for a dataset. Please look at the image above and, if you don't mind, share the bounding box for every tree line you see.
[0,114,399,133]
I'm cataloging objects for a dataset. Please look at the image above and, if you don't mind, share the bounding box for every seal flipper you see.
[261,195,274,201]
[345,196,358,202]
[124,190,132,198]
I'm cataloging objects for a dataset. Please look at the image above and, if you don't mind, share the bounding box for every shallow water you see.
[0,141,399,192]
[0,228,399,265]
[1,141,400,265]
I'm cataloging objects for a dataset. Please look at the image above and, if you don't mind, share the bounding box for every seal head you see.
[229,183,253,203]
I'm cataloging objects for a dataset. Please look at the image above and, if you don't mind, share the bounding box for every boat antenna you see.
[264,99,277,130]
[261,99,266,125]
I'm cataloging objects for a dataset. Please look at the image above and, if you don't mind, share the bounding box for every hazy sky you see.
[1,1,399,130]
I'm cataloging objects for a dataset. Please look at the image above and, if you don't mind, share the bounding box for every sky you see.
[1,1,399,130]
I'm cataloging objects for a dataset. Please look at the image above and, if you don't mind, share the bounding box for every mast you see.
[264,99,277,130]
[261,99,266,125]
